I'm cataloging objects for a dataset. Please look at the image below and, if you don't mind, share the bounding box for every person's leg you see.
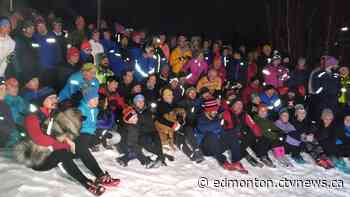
[175,131,193,158]
[200,133,226,164]
[220,132,240,163]
[34,150,89,186]
[75,134,104,177]
[337,144,350,157]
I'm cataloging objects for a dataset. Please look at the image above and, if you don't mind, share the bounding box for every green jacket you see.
[253,115,282,145]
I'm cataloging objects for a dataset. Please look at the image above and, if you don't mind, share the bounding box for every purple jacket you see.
[183,58,208,85]
[274,119,301,147]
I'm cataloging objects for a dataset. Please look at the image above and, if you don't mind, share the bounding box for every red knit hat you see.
[122,106,137,122]
[80,40,91,50]
[202,98,219,112]
[66,47,80,59]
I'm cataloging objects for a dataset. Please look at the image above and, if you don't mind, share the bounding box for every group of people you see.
[1,9,350,196]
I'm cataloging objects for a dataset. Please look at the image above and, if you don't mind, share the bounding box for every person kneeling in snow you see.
[194,98,248,173]
[15,91,119,196]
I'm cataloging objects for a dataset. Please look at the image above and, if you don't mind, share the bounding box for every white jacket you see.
[0,35,15,77]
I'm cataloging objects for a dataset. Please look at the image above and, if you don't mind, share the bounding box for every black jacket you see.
[0,101,16,147]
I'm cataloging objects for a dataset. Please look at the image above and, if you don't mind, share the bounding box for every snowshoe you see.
[85,180,106,196]
[96,172,120,187]
[292,155,306,164]
[316,159,333,169]
[164,154,175,162]
[146,157,163,169]
[331,157,350,174]
[245,154,264,168]
[276,156,294,168]
[230,162,249,174]
[260,155,276,168]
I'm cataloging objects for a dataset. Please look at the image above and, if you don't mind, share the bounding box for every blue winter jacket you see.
[79,101,99,135]
[20,86,55,104]
[33,32,62,70]
[259,92,282,112]
[194,112,224,145]
[59,71,100,102]
[4,95,29,125]
[133,55,157,82]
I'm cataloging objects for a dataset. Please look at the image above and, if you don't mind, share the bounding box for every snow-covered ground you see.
[1,150,350,197]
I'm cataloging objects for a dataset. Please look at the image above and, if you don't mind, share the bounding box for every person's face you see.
[258,107,268,118]
[203,41,210,49]
[101,57,109,66]
[26,78,39,91]
[272,59,281,66]
[296,110,306,121]
[159,35,166,44]
[0,23,11,35]
[252,96,261,104]
[69,54,80,64]
[207,110,218,119]
[170,80,178,89]
[88,97,99,108]
[232,101,243,114]
[208,70,218,81]
[161,67,169,77]
[283,57,290,64]
[92,31,100,41]
[265,89,274,97]
[163,92,174,104]
[0,84,6,99]
[188,90,197,100]
[107,80,118,92]
[23,26,35,37]
[280,112,289,123]
[129,115,138,124]
[36,23,47,35]
[132,35,141,44]
[103,31,111,40]
[197,53,204,61]
[233,52,241,60]
[339,67,349,77]
[83,69,96,81]
[213,43,220,52]
[148,76,157,87]
[344,116,350,127]
[322,114,334,126]
[178,36,186,48]
[76,17,85,30]
[43,95,58,110]
[252,79,260,87]
[121,37,128,46]
[53,23,62,33]
[132,85,142,94]
[6,84,19,96]
[145,47,155,58]
[239,45,246,54]
[135,99,145,110]
[263,46,272,56]
[123,71,133,84]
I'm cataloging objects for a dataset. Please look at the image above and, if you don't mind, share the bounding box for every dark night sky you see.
[18,0,266,45]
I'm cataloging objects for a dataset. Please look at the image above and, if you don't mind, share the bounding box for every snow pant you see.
[285,143,301,157]
[336,143,350,157]
[239,132,271,158]
[318,138,337,157]
[73,134,105,177]
[175,126,201,158]
[200,132,240,165]
[304,140,326,161]
[33,149,90,187]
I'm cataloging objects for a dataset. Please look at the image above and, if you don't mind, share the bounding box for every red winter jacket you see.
[99,87,126,112]
[24,107,70,150]
[241,84,263,105]
[247,62,258,82]
[223,109,262,137]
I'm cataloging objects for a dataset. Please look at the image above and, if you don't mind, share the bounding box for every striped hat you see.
[202,98,219,112]
[123,106,137,122]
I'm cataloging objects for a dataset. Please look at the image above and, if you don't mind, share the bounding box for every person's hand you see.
[172,122,181,131]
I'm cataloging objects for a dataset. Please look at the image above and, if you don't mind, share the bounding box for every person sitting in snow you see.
[194,98,248,173]
[20,77,55,105]
[259,85,282,120]
[336,113,350,158]
[17,90,119,196]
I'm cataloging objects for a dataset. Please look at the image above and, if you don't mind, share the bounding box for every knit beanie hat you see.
[123,106,137,122]
[67,47,80,60]
[325,56,338,67]
[0,17,10,28]
[202,98,219,112]
[185,87,197,96]
[80,40,91,51]
[81,63,96,72]
[83,87,99,103]
[133,94,145,105]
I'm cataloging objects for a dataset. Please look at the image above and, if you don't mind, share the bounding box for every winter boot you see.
[96,172,120,187]
[245,154,264,168]
[85,180,106,196]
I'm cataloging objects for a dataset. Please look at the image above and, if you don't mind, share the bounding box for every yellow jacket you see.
[169,47,192,74]
[196,76,222,93]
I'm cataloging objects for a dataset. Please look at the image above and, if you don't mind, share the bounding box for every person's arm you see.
[245,114,263,137]
[24,114,69,150]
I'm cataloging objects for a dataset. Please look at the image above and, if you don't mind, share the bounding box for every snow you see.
[1,150,350,197]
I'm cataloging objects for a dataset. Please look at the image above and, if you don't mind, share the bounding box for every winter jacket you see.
[196,76,222,94]
[312,69,340,97]
[253,115,283,145]
[96,66,114,85]
[13,34,41,84]
[223,110,262,137]
[133,55,157,82]
[59,71,100,102]
[286,69,310,92]
[0,35,15,77]
[89,39,104,65]
[142,84,159,103]
[274,120,301,147]
[98,86,126,112]
[33,32,62,70]
[100,39,115,52]
[68,29,87,48]
[155,100,177,128]
[336,125,350,145]
[79,51,94,64]
[79,102,99,135]
[20,87,55,104]
[263,64,289,88]
[247,62,258,82]
[169,47,192,74]
[0,100,17,147]
[97,109,115,130]
[4,95,29,125]
[339,76,350,105]
[226,59,248,85]
[195,112,224,145]
[108,46,131,77]
[241,84,262,105]
[56,62,81,92]
[316,122,338,142]
[259,92,282,113]
[135,106,157,134]
[182,58,208,85]
[160,43,170,60]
